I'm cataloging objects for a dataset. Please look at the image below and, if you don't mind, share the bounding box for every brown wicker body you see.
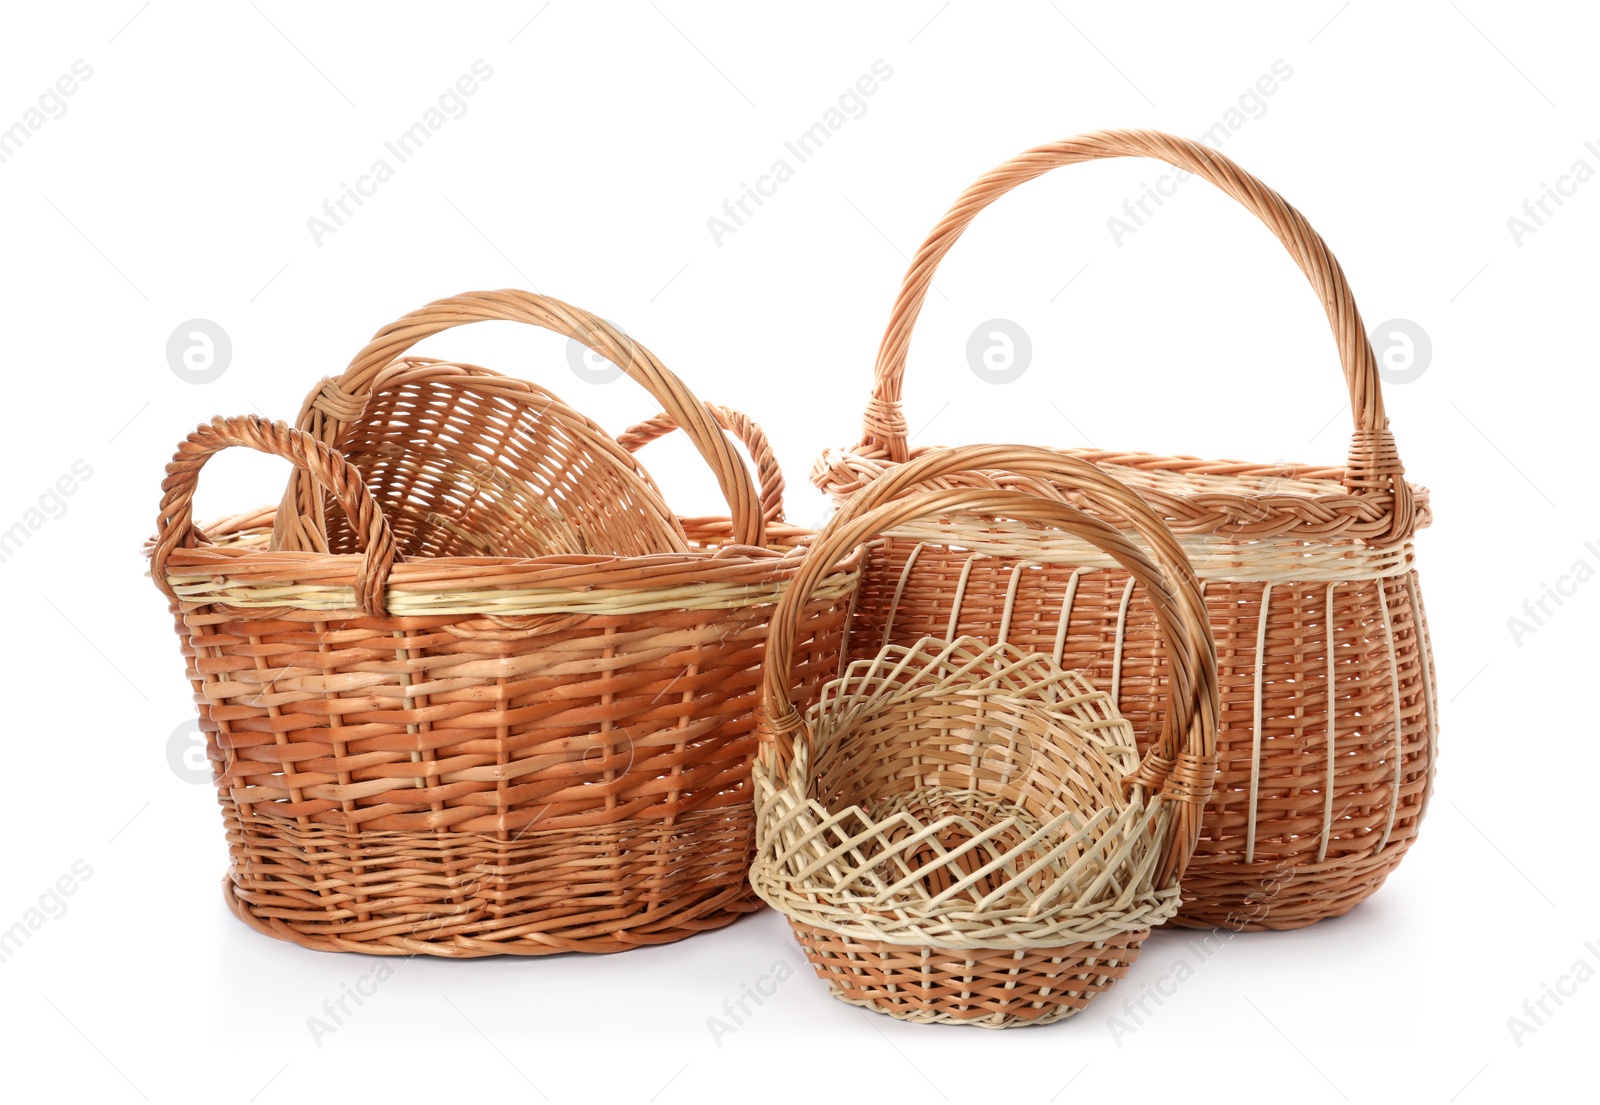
[814,131,1437,930]
[149,292,860,956]
[753,446,1218,1026]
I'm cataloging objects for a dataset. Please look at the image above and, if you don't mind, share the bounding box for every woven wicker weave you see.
[754,445,1218,1026]
[814,130,1437,930]
[149,292,861,956]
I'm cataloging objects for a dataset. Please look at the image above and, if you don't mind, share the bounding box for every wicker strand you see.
[1319,583,1339,863]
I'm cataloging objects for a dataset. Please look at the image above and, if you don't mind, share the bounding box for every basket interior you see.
[804,642,1146,909]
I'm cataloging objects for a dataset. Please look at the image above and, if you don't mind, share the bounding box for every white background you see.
[1,2,1595,1102]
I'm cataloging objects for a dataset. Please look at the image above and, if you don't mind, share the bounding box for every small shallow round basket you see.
[150,291,861,956]
[753,445,1217,1026]
[315,354,687,558]
[814,130,1437,930]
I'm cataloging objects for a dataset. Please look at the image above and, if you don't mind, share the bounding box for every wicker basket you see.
[315,354,688,558]
[814,130,1437,930]
[753,445,1218,1026]
[149,292,861,956]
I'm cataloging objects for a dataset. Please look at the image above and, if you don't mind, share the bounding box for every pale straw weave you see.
[754,445,1218,1026]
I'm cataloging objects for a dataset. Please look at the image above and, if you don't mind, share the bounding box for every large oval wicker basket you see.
[754,444,1218,1026]
[813,130,1437,930]
[149,291,861,956]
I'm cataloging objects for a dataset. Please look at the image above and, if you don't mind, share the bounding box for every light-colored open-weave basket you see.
[814,130,1437,930]
[754,445,1218,1027]
[150,291,861,956]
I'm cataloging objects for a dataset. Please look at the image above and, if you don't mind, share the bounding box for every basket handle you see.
[617,403,786,526]
[276,289,764,551]
[861,128,1415,543]
[152,415,397,616]
[763,444,1219,883]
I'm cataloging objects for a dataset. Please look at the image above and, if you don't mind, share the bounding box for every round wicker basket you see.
[754,445,1218,1025]
[149,292,862,956]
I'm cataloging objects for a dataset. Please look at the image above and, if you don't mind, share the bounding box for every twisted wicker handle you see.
[862,128,1414,543]
[277,289,763,551]
[764,446,1219,883]
[152,415,397,616]
[618,403,786,526]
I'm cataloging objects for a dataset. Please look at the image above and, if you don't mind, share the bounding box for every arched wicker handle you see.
[153,415,397,616]
[763,444,1219,884]
[862,128,1414,543]
[277,289,763,551]
[618,403,786,526]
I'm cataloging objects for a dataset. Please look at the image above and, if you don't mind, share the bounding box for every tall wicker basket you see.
[754,445,1218,1026]
[149,291,861,956]
[813,130,1437,930]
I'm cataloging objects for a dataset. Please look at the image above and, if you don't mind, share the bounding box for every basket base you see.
[223,874,758,957]
[787,918,1149,1027]
[1173,842,1407,931]
[214,798,765,956]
